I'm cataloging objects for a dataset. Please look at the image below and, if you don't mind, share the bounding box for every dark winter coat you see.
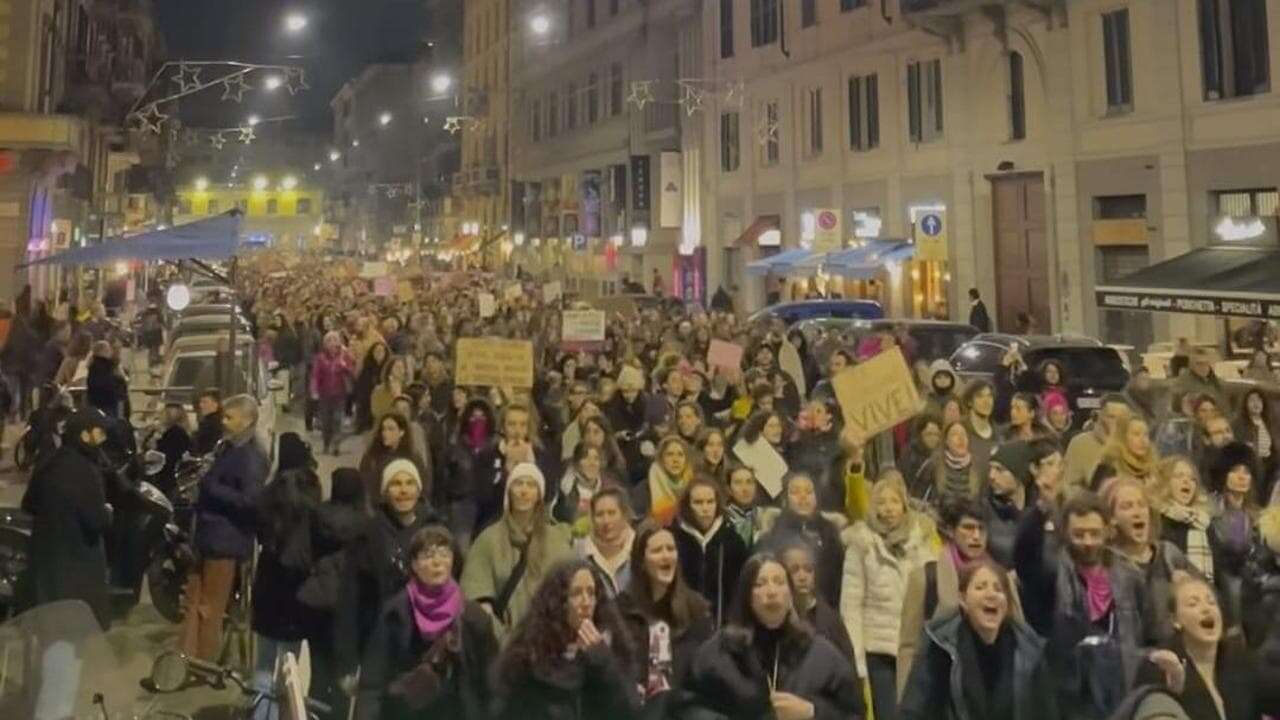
[900,610,1058,720]
[334,503,442,675]
[491,642,642,720]
[983,491,1026,569]
[1120,542,1195,644]
[684,627,864,720]
[616,589,714,714]
[357,596,498,720]
[193,432,268,560]
[86,356,127,417]
[250,468,325,643]
[1134,634,1280,720]
[760,511,846,608]
[673,519,749,627]
[19,438,112,629]
[802,598,856,664]
[605,392,651,486]
[193,411,223,456]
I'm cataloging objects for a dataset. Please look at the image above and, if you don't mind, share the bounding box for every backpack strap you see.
[923,561,939,620]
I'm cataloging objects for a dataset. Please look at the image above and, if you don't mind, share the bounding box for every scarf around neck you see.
[1077,564,1113,624]
[647,462,687,526]
[406,577,463,640]
[944,449,972,471]
[866,512,913,555]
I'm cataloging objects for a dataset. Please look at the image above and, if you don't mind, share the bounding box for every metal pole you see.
[226,256,238,397]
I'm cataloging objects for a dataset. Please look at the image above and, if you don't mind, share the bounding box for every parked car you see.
[166,314,253,349]
[747,299,885,326]
[950,334,1130,423]
[794,318,979,364]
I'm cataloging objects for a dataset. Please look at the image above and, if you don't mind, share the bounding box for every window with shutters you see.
[848,73,879,151]
[907,59,944,143]
[762,101,780,167]
[1102,9,1133,113]
[751,0,779,47]
[610,63,624,116]
[805,87,824,158]
[1009,52,1026,140]
[297,198,313,215]
[720,0,734,58]
[1198,0,1270,100]
[721,112,741,172]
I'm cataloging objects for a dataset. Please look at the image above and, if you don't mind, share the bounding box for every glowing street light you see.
[194,177,209,191]
[530,14,551,36]
[328,149,341,162]
[281,175,299,190]
[430,73,453,95]
[378,111,393,126]
[253,175,269,191]
[247,114,261,126]
[313,162,322,171]
[351,139,360,148]
[284,13,308,33]
[263,76,283,91]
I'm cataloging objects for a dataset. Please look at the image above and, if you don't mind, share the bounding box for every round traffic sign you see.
[920,213,943,236]
[817,210,838,230]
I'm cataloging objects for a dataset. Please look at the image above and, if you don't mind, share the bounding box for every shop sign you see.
[1096,290,1280,320]
[659,151,682,229]
[630,155,651,212]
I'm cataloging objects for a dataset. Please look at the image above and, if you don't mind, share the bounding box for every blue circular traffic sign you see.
[920,214,943,237]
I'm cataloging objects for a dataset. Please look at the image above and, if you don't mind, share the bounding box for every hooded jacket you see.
[924,359,959,416]
[673,517,749,627]
[899,610,1058,720]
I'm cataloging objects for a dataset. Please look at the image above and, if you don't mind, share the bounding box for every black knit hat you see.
[1207,441,1258,495]
[276,432,315,474]
[330,467,365,506]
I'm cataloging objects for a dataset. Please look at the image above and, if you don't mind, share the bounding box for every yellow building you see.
[454,0,511,260]
[175,179,326,251]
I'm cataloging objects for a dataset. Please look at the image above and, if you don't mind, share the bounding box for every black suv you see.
[949,334,1130,421]
[795,318,979,364]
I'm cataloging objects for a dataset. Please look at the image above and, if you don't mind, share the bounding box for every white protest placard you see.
[478,293,496,318]
[543,281,563,303]
[732,438,788,500]
[562,310,606,350]
[359,261,389,279]
[833,346,923,437]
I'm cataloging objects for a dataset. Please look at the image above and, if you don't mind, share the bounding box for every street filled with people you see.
[9,252,1280,720]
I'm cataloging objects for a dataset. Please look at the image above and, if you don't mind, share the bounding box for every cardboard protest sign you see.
[504,283,523,302]
[397,281,415,303]
[360,261,389,279]
[543,281,563,303]
[373,277,394,297]
[833,347,923,438]
[707,340,744,372]
[478,293,496,318]
[455,338,534,388]
[562,310,606,351]
[732,438,788,500]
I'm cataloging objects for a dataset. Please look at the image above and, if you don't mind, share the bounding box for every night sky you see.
[155,0,427,131]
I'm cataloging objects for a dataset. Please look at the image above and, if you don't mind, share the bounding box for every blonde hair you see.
[1101,476,1162,544]
[1151,456,1212,514]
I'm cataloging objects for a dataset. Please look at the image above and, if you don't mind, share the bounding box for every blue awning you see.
[745,247,818,276]
[20,211,243,268]
[823,239,916,278]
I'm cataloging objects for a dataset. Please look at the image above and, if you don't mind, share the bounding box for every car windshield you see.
[1024,347,1128,387]
[906,327,977,363]
[164,352,253,404]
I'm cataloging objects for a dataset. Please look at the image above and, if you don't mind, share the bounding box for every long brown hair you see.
[625,521,709,636]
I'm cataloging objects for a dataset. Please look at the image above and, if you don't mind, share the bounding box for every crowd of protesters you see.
[13,254,1280,720]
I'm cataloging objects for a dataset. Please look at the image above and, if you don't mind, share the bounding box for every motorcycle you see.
[13,384,73,472]
[143,452,211,624]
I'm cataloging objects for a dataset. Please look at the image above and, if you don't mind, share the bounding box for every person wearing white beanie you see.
[380,458,423,497]
[503,462,545,511]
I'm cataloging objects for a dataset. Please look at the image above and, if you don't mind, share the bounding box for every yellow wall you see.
[176,187,325,218]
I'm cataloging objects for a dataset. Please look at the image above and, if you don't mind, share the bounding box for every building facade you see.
[0,0,164,301]
[696,0,1280,346]
[506,0,700,296]
[173,177,325,251]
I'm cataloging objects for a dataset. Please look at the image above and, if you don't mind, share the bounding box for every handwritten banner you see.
[562,310,606,350]
[455,338,534,388]
[832,346,923,437]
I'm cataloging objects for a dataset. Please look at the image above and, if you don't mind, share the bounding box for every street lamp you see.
[253,175,269,191]
[530,14,551,36]
[194,177,209,191]
[351,139,360,148]
[281,175,299,190]
[430,73,453,95]
[285,13,308,33]
[328,149,341,162]
[247,114,261,126]
[379,111,393,127]
[263,76,283,91]
[313,162,322,171]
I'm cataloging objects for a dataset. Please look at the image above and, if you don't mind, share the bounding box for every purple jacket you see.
[310,349,353,400]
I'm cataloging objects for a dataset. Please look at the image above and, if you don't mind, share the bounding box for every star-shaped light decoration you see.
[135,104,168,134]
[238,125,256,144]
[172,63,203,92]
[442,116,464,134]
[724,80,746,109]
[222,72,251,102]
[678,81,706,117]
[209,132,227,149]
[627,81,655,111]
[284,67,310,95]
[755,119,779,147]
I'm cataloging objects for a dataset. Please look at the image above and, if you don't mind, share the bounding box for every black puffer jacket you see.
[685,627,863,720]
[673,519,749,627]
[616,590,713,716]
[786,428,845,512]
[491,642,642,720]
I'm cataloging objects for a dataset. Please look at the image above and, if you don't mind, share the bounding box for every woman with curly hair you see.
[684,554,864,720]
[617,521,714,716]
[357,526,498,720]
[490,559,641,720]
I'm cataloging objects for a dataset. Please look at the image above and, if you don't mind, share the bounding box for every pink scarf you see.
[1077,565,1113,623]
[406,578,463,640]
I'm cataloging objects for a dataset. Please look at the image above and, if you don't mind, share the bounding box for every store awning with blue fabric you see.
[822,239,916,278]
[745,247,818,276]
[19,211,243,268]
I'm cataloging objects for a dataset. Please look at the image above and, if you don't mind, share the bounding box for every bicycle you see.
[146,649,330,720]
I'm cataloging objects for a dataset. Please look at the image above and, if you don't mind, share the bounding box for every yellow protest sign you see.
[833,347,923,437]
[455,338,534,388]
[397,281,415,303]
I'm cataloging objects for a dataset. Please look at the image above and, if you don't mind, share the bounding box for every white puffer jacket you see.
[838,517,937,677]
